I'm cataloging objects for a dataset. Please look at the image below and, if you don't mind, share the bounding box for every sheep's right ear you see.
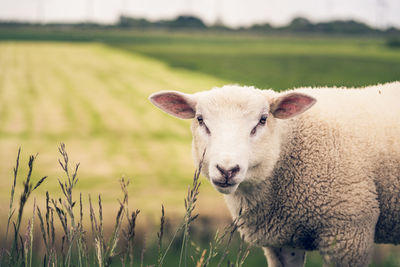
[149,91,196,119]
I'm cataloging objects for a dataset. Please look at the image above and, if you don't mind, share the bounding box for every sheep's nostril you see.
[216,165,225,176]
[216,164,240,180]
[230,165,240,176]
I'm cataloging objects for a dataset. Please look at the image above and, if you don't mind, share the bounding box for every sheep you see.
[149,81,400,267]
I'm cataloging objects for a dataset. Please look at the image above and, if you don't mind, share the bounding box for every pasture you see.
[113,34,400,90]
[0,40,228,217]
[0,30,400,265]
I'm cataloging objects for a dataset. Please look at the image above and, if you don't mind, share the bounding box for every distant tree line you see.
[1,15,400,37]
[117,15,400,35]
[119,15,207,29]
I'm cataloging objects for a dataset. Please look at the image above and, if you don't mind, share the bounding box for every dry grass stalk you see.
[179,164,201,267]
[121,209,140,266]
[215,218,241,267]
[53,143,85,267]
[103,196,125,266]
[235,235,251,267]
[195,249,207,267]
[120,178,140,267]
[157,152,204,267]
[157,204,165,266]
[23,199,36,267]
[37,192,58,267]
[90,179,131,267]
[199,207,249,267]
[5,148,20,243]
[1,146,252,267]
[8,150,48,265]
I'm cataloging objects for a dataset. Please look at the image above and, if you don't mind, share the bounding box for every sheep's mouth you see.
[212,180,237,188]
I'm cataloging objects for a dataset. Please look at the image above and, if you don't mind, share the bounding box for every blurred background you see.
[0,0,399,266]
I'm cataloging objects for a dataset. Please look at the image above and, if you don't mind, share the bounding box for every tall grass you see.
[0,145,250,266]
[1,149,47,267]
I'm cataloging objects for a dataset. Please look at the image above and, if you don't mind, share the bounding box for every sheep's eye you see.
[251,114,267,136]
[197,115,204,125]
[197,115,211,135]
[259,115,267,125]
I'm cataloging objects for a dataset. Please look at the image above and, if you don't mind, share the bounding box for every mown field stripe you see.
[0,42,227,218]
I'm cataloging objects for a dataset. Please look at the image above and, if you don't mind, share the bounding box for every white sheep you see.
[149,81,400,267]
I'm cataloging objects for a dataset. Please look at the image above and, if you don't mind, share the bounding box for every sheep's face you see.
[190,87,270,194]
[150,85,316,194]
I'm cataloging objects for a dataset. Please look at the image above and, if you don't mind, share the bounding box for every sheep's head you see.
[149,85,316,194]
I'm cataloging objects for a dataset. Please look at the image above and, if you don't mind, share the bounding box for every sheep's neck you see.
[224,178,280,246]
[223,119,297,247]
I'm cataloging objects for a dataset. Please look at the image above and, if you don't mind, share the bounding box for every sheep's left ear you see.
[270,92,316,119]
[149,91,196,119]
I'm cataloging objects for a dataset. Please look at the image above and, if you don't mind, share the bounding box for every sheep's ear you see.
[149,91,196,119]
[270,92,316,119]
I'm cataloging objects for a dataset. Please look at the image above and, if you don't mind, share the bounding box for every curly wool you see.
[224,82,400,266]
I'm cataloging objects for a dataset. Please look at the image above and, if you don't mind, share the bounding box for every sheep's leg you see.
[319,226,375,267]
[263,247,306,267]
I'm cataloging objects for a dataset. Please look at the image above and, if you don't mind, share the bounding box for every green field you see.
[0,30,399,265]
[0,41,229,217]
[112,34,400,90]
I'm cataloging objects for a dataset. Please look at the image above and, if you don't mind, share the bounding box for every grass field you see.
[112,34,400,90]
[0,30,399,265]
[0,41,230,219]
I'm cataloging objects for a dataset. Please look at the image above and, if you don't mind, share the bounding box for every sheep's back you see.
[295,82,400,244]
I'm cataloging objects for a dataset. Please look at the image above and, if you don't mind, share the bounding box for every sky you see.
[1,0,399,29]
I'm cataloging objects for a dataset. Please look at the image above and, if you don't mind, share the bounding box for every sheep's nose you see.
[216,164,240,180]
